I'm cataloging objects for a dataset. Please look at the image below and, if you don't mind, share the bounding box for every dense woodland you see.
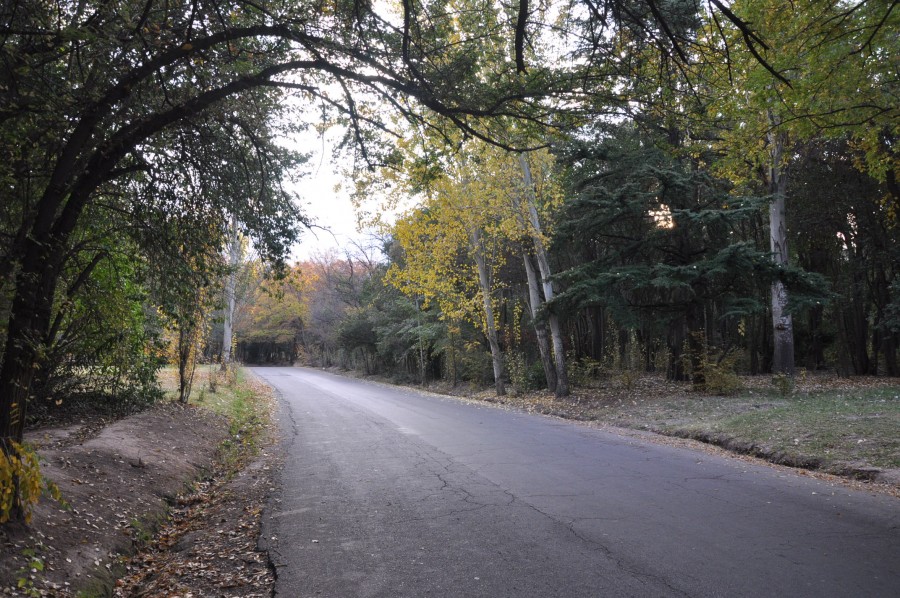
[0,0,897,518]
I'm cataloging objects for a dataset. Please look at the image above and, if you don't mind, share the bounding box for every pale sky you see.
[292,163,359,259]
[286,126,365,261]
[283,115,412,263]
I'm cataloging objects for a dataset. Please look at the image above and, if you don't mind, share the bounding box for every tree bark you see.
[518,154,569,396]
[522,251,557,392]
[470,227,505,396]
[221,219,241,371]
[767,119,795,376]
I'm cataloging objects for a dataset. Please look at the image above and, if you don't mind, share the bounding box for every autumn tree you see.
[389,170,513,396]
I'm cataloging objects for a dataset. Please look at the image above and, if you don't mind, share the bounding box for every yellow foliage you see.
[0,442,46,525]
[701,0,898,193]
[386,137,564,332]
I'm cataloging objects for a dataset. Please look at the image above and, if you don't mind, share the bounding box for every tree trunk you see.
[805,304,825,371]
[522,251,557,392]
[221,220,241,371]
[178,324,198,403]
[470,228,505,396]
[414,295,427,386]
[873,264,897,376]
[518,154,569,396]
[449,322,459,386]
[767,120,795,376]
[686,308,706,389]
[0,233,62,519]
[667,315,687,381]
[590,306,605,361]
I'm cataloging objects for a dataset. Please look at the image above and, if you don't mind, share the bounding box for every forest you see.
[0,0,897,516]
[233,0,899,396]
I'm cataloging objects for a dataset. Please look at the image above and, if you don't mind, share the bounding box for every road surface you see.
[254,367,900,597]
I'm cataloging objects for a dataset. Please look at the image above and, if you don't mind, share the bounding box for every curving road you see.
[255,367,900,597]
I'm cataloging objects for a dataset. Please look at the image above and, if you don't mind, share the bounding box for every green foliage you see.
[567,354,605,388]
[15,548,43,597]
[557,123,770,311]
[508,352,545,393]
[553,123,784,379]
[700,355,745,396]
[28,246,166,420]
[772,374,795,398]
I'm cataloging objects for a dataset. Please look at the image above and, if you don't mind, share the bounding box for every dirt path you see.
[0,401,276,596]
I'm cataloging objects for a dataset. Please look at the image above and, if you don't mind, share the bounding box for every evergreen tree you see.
[553,123,805,382]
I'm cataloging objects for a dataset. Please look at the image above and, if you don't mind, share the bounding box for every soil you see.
[0,399,278,597]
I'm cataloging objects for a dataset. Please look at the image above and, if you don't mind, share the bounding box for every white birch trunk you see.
[523,251,558,392]
[470,227,505,396]
[518,154,570,396]
[221,219,241,370]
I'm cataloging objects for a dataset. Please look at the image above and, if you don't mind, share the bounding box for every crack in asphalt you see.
[407,451,691,596]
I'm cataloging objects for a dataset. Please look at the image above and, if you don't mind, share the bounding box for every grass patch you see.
[158,364,273,469]
[189,365,273,469]
[673,387,900,470]
[564,377,900,474]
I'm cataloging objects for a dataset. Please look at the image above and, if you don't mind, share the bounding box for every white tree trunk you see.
[518,154,570,396]
[221,219,241,370]
[523,251,557,392]
[470,227,505,396]
[767,118,795,376]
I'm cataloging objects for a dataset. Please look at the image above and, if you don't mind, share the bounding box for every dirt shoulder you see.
[1,370,280,597]
[1,402,228,595]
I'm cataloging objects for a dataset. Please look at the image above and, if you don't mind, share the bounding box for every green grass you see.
[190,365,272,468]
[592,381,900,472]
[694,388,900,469]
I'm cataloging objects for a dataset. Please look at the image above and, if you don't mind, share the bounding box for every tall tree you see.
[516,153,570,396]
[703,0,898,374]
[0,0,574,486]
[389,169,513,396]
[553,122,791,384]
[221,219,244,371]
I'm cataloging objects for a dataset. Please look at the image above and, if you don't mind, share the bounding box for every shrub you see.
[702,355,744,395]
[0,442,62,525]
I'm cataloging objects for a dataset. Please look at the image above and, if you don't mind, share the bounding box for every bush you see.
[568,353,604,387]
[702,355,744,395]
[772,373,795,397]
[0,442,62,525]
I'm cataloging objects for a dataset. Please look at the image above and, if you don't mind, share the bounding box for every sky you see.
[290,154,359,259]
[285,125,376,261]
[286,128,416,263]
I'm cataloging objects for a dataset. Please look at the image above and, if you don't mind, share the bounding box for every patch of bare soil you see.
[111,449,277,597]
[0,402,235,596]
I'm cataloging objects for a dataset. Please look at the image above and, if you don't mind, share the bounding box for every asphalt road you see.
[254,367,900,598]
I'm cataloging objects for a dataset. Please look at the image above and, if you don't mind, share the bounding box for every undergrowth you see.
[190,365,271,472]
